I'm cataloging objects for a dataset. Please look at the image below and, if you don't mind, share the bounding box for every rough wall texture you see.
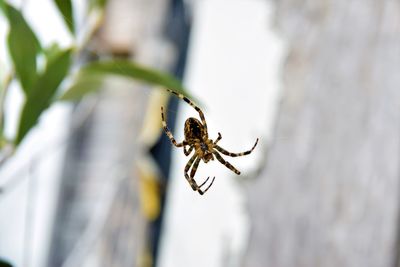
[245,1,400,266]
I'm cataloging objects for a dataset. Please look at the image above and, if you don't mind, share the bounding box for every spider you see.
[161,89,259,195]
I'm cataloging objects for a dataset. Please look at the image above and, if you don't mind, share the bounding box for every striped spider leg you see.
[212,134,259,175]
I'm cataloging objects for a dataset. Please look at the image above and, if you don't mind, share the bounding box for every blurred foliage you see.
[60,60,188,101]
[0,259,12,267]
[53,0,75,35]
[0,0,189,153]
[3,3,41,94]
[89,0,108,11]
[16,49,72,144]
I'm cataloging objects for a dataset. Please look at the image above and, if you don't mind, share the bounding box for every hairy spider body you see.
[184,117,204,141]
[161,89,258,195]
[184,117,214,163]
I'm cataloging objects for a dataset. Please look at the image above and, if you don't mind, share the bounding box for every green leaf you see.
[85,60,185,91]
[53,0,75,35]
[44,43,62,62]
[59,60,195,102]
[89,0,108,11]
[59,60,192,101]
[0,0,5,14]
[4,3,41,95]
[16,49,72,145]
[60,72,103,101]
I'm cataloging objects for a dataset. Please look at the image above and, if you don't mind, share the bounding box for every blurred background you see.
[0,0,399,267]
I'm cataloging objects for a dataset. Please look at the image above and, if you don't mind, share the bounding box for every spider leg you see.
[214,132,222,144]
[183,145,194,156]
[190,157,216,195]
[161,106,186,147]
[215,138,259,157]
[213,151,241,175]
[166,89,208,135]
[184,154,215,195]
[197,177,215,195]
[184,154,201,191]
[190,157,201,178]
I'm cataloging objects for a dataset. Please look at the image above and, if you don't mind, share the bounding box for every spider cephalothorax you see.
[161,89,258,195]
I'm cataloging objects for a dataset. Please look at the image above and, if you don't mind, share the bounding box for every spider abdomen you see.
[184,117,205,141]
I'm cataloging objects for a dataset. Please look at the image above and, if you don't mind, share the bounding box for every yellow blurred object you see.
[136,86,170,220]
[138,248,153,267]
[137,155,162,221]
[138,87,170,147]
